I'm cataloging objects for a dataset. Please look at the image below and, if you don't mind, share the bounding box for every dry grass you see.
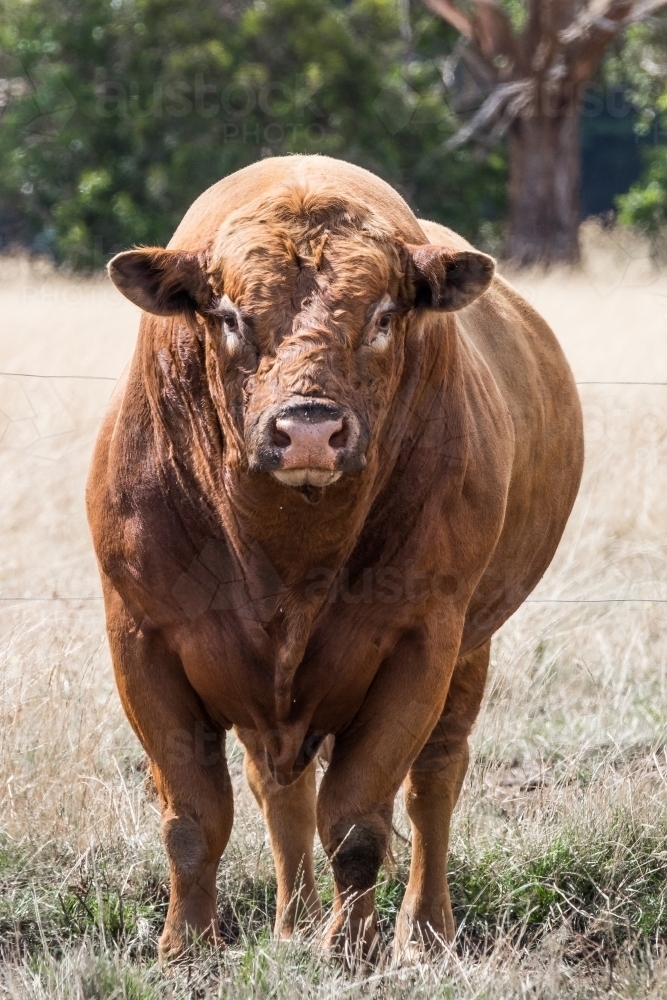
[2,222,667,997]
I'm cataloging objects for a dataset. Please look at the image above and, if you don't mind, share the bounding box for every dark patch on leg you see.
[163,816,206,877]
[330,822,386,893]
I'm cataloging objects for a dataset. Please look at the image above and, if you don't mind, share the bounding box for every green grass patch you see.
[448,814,667,953]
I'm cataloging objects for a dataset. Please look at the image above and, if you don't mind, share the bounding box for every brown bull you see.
[87,155,583,960]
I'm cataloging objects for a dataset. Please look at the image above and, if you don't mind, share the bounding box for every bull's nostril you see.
[271,422,292,449]
[329,424,348,450]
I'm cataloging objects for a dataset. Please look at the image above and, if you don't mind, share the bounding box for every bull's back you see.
[419,220,584,652]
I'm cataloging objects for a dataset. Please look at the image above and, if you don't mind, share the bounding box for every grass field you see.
[2,224,667,998]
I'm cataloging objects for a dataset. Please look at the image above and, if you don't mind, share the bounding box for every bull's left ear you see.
[405,244,495,312]
[107,247,213,316]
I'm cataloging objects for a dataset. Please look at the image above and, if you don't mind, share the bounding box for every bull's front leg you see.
[106,592,234,958]
[237,727,322,939]
[395,640,490,959]
[317,624,462,962]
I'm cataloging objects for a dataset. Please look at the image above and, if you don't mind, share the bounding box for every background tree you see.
[0,0,506,269]
[422,0,667,263]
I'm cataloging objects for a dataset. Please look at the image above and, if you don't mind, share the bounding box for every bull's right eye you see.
[222,313,238,332]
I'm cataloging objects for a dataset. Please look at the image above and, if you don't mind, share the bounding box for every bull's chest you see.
[167,593,410,735]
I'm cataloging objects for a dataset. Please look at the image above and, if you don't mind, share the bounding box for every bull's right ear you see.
[107,248,213,316]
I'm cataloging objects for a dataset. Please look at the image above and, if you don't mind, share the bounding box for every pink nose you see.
[273,416,347,470]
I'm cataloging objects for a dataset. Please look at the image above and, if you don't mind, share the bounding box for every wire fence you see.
[2,372,667,386]
[1,597,667,605]
[1,370,666,607]
[0,372,117,380]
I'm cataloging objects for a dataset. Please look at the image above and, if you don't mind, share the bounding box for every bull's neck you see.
[222,310,467,612]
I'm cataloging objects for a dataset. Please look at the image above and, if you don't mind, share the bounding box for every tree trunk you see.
[505,102,581,266]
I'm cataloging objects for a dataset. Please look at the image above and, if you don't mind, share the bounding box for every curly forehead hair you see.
[211,184,406,309]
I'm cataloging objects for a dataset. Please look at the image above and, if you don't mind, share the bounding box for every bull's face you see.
[108,200,494,501]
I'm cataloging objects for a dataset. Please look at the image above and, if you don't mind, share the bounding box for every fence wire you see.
[2,373,666,386]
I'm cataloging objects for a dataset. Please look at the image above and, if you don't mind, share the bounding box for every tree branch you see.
[597,0,667,18]
[557,1,634,84]
[457,44,497,89]
[421,0,526,72]
[469,0,524,71]
[420,0,474,38]
[560,0,634,45]
[628,0,667,20]
[445,79,533,148]
[560,0,667,47]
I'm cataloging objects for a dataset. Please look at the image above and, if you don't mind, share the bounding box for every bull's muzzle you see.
[247,397,367,489]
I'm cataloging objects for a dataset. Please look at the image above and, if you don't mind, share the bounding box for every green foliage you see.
[604,19,667,140]
[494,0,528,34]
[604,16,667,236]
[617,148,667,236]
[0,0,506,269]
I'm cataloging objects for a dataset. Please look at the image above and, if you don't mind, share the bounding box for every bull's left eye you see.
[365,311,393,349]
[222,313,238,332]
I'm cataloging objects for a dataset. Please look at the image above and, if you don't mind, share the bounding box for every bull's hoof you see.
[273,897,324,942]
[321,913,381,969]
[392,916,452,967]
[158,920,223,963]
[391,937,430,968]
[274,916,324,943]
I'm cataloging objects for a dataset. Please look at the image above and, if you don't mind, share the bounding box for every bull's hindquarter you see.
[87,156,583,962]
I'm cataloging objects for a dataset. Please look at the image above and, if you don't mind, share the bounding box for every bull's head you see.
[108,195,494,502]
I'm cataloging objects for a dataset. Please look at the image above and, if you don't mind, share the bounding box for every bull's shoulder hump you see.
[170,156,426,249]
[417,219,476,251]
